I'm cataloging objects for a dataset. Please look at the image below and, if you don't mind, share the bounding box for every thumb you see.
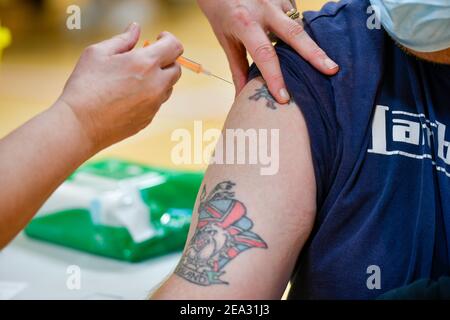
[98,22,141,55]
[225,43,249,97]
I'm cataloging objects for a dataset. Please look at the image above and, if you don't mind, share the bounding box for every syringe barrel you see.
[176,56,203,73]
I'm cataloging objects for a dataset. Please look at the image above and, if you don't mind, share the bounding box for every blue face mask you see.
[369,0,450,52]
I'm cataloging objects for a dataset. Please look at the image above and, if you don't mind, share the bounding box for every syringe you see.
[143,40,232,85]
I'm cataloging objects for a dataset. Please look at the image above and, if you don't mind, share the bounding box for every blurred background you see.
[0,0,331,300]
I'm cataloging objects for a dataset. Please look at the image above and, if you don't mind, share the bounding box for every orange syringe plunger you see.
[143,40,203,74]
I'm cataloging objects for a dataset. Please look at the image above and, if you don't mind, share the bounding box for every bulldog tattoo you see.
[175,181,268,286]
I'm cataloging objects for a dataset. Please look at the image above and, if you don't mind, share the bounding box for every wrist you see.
[49,99,98,158]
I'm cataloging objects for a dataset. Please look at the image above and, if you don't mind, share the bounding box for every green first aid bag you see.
[24,159,203,262]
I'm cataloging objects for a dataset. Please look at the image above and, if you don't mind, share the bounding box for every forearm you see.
[0,100,94,248]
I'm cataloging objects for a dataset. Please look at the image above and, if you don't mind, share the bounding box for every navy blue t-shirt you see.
[249,0,450,299]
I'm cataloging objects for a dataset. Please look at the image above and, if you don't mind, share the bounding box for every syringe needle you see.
[210,74,233,85]
[203,70,233,85]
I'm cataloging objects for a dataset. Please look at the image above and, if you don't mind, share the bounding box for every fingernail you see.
[126,22,138,32]
[279,88,290,102]
[324,58,339,70]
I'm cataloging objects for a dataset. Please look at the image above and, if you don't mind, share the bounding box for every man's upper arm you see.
[153,77,317,299]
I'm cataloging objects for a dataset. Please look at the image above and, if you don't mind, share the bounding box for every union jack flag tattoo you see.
[175,181,268,286]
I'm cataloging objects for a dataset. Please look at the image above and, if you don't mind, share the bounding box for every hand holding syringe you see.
[143,40,232,84]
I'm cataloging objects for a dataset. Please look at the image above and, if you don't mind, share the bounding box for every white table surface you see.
[0,233,181,300]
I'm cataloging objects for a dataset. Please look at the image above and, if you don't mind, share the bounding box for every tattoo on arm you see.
[175,181,268,286]
[249,84,291,110]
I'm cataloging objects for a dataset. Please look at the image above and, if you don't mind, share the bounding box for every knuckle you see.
[268,72,284,83]
[310,47,327,61]
[175,41,184,54]
[254,43,276,62]
[170,39,184,55]
[141,55,157,68]
[147,56,158,67]
[130,56,156,75]
[314,47,326,57]
[159,33,183,55]
[287,22,305,39]
[231,6,252,25]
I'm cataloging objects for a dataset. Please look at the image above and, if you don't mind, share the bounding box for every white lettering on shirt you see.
[368,105,450,177]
